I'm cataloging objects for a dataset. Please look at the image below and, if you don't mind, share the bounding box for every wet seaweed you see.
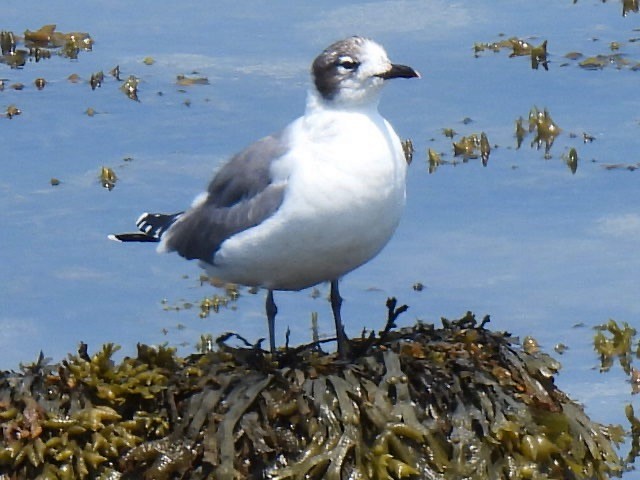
[401,139,414,165]
[573,0,639,17]
[450,132,492,167]
[601,162,640,171]
[120,76,140,102]
[0,24,92,69]
[0,311,625,479]
[592,319,640,472]
[423,129,492,173]
[514,106,562,159]
[424,103,576,174]
[427,148,441,174]
[562,147,579,174]
[0,24,151,106]
[176,75,210,86]
[3,105,21,119]
[100,167,117,191]
[474,30,640,71]
[473,36,548,70]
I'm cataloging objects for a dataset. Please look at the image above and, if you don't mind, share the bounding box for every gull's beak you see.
[377,63,420,80]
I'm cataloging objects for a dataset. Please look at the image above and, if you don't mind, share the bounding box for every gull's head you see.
[311,36,419,107]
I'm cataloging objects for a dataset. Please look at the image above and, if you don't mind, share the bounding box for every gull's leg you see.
[266,289,277,352]
[330,280,350,357]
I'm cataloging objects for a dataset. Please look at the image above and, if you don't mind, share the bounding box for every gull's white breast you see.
[203,106,407,290]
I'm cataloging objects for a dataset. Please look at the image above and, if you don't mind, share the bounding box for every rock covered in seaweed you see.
[0,311,624,479]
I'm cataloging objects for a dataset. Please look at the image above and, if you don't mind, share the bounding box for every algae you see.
[0,311,626,479]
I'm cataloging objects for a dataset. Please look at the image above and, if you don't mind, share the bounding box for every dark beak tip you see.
[380,64,421,80]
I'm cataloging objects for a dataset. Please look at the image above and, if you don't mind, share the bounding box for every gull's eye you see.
[336,56,359,71]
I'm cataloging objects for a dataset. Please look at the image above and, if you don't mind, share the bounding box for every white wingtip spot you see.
[107,234,122,242]
[135,212,150,227]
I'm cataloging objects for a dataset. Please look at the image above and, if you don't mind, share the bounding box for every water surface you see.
[2,0,640,472]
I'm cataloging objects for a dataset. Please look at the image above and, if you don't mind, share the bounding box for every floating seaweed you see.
[425,135,489,173]
[554,343,569,354]
[0,310,626,479]
[120,75,140,102]
[427,148,441,174]
[0,30,16,55]
[176,74,210,86]
[601,162,640,171]
[559,42,640,70]
[524,106,562,158]
[0,48,26,68]
[623,0,640,15]
[441,128,456,139]
[452,135,477,160]
[401,139,413,165]
[110,65,121,81]
[625,405,640,465]
[563,147,579,174]
[480,132,491,166]
[100,167,117,191]
[508,38,533,57]
[515,116,527,149]
[592,319,640,467]
[0,24,93,69]
[90,71,104,90]
[3,105,21,119]
[452,132,491,165]
[573,0,639,16]
[530,40,549,70]
[593,319,636,375]
[162,280,240,320]
[578,54,630,70]
[474,36,549,70]
[476,30,640,71]
[23,24,93,56]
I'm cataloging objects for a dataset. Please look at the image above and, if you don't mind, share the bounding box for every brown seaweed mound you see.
[0,310,623,479]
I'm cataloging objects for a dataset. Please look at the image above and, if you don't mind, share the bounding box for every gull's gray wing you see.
[161,133,289,262]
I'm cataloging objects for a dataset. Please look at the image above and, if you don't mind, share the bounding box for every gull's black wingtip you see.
[108,233,161,243]
[109,211,183,244]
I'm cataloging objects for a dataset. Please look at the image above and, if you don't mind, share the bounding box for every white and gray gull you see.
[110,36,419,356]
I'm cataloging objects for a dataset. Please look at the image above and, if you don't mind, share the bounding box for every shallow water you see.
[2,0,640,472]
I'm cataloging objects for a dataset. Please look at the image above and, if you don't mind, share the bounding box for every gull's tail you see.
[109,212,183,243]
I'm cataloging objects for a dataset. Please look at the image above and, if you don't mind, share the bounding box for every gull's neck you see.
[304,90,381,116]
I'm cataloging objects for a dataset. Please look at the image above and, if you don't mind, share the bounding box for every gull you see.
[110,36,419,356]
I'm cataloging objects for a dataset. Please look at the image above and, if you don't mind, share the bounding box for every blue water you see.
[2,0,640,473]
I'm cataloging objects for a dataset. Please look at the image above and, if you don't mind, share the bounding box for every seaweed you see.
[0,311,625,479]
